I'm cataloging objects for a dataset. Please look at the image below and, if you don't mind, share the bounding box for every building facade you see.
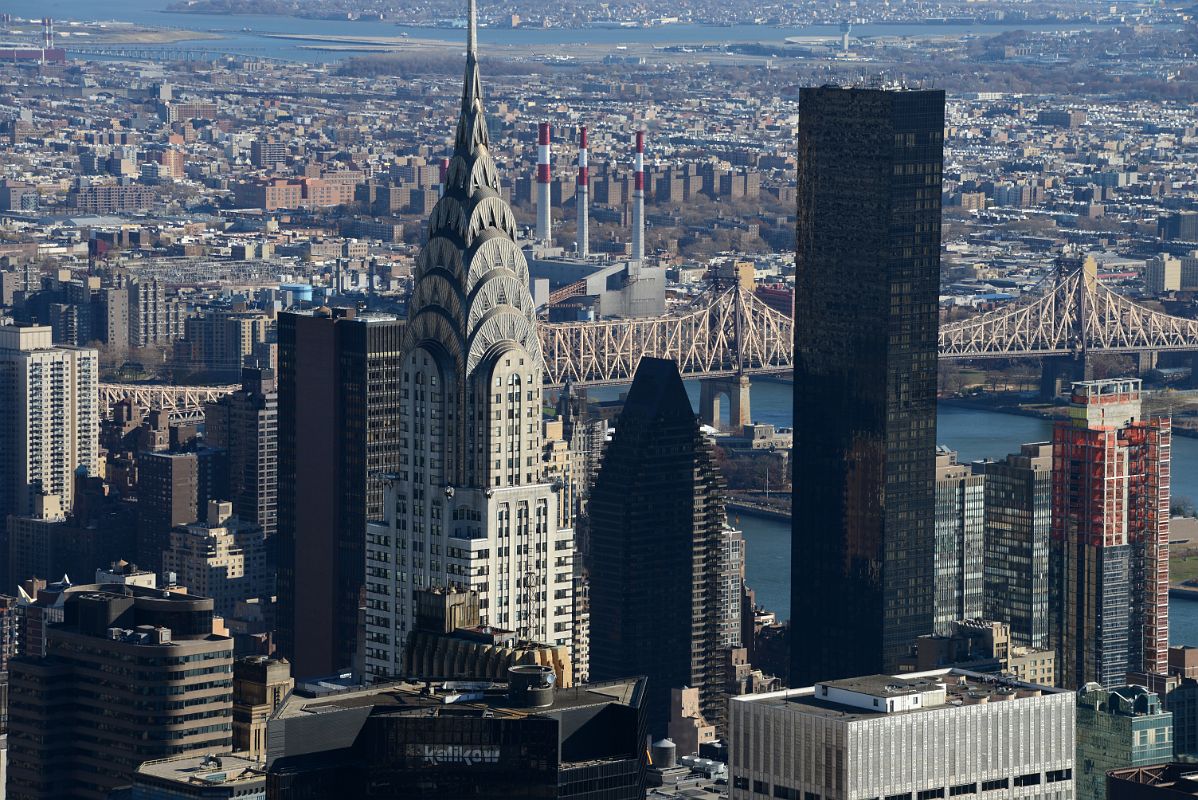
[163,500,270,619]
[7,584,233,800]
[233,656,293,760]
[1167,678,1198,760]
[791,86,945,683]
[1077,684,1174,800]
[0,325,99,524]
[729,669,1075,800]
[277,308,403,679]
[128,278,185,348]
[933,448,985,635]
[136,448,223,571]
[975,442,1053,650]
[205,367,279,541]
[360,19,574,684]
[588,357,741,738]
[1051,379,1171,689]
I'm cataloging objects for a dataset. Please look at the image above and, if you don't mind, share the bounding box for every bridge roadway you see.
[98,258,1198,424]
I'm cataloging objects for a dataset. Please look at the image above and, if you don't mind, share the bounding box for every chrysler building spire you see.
[365,0,575,684]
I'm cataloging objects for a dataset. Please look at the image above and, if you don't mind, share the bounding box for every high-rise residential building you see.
[933,447,984,635]
[136,448,224,570]
[163,500,270,619]
[7,583,233,800]
[264,670,648,799]
[250,138,288,169]
[128,278,185,348]
[233,655,293,760]
[791,85,945,683]
[588,357,741,737]
[98,286,129,351]
[1076,684,1174,800]
[729,669,1075,800]
[1051,379,1171,689]
[974,442,1053,650]
[359,15,575,687]
[277,308,403,679]
[205,367,279,540]
[0,325,99,524]
[181,307,271,377]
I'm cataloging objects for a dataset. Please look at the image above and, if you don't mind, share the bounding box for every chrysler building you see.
[363,0,575,679]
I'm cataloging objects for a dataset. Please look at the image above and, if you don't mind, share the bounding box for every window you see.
[753,781,768,796]
[1047,770,1072,784]
[981,780,1008,793]
[1014,774,1041,788]
[918,790,944,800]
[949,784,976,797]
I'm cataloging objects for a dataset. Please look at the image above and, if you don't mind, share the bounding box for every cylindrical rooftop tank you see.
[652,738,677,769]
[507,664,555,708]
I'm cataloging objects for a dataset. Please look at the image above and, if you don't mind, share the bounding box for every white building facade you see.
[730,669,1076,800]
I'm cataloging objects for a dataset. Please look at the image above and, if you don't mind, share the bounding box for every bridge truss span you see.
[539,284,794,387]
[99,383,239,415]
[939,260,1198,359]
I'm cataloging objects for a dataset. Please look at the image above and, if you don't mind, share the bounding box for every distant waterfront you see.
[2,0,1117,62]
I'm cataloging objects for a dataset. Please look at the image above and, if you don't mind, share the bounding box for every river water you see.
[593,379,1198,645]
[1,0,1118,62]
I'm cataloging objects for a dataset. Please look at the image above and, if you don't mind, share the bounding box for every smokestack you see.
[632,129,645,262]
[40,17,53,63]
[577,126,589,258]
[437,157,449,198]
[537,122,552,243]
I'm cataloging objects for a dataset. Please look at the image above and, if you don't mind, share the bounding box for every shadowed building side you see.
[588,357,740,738]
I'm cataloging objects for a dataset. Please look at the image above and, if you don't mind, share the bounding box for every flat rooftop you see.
[736,669,1068,722]
[136,753,265,786]
[275,677,643,722]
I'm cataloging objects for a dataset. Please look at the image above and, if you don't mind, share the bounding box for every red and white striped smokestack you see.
[536,122,552,243]
[632,129,645,262]
[577,126,589,258]
[437,157,449,198]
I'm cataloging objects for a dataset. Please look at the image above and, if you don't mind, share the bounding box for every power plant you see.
[522,123,665,321]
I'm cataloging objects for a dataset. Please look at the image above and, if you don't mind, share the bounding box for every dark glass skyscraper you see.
[588,358,741,737]
[976,442,1053,650]
[277,308,402,679]
[791,86,945,685]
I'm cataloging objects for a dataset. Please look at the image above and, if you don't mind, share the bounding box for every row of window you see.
[737,771,1072,799]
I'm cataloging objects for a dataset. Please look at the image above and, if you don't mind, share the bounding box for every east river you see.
[593,379,1198,644]
[0,0,1119,63]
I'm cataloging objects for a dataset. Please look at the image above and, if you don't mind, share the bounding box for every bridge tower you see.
[1039,255,1096,400]
[698,374,751,431]
[697,262,756,431]
[1039,355,1095,401]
